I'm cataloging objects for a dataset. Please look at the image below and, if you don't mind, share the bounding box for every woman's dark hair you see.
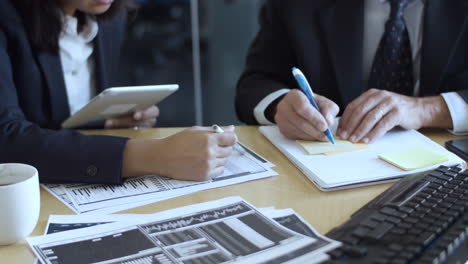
[15,0,135,53]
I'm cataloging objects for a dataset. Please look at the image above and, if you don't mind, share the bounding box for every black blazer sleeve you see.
[0,30,129,184]
[235,1,298,125]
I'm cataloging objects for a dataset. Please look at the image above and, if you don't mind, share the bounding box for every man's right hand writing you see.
[274,89,339,141]
[122,126,238,181]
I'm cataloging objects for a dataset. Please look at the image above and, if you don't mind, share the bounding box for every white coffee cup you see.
[0,163,40,245]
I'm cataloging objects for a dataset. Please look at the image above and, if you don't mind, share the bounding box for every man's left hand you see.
[337,89,452,143]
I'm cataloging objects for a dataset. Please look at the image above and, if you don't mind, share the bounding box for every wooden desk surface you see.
[1,126,466,263]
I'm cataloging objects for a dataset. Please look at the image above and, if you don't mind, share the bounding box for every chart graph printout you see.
[42,146,277,214]
[40,209,342,264]
[28,197,316,264]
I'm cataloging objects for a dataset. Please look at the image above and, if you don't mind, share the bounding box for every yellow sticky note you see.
[324,143,368,155]
[378,147,449,171]
[297,139,365,155]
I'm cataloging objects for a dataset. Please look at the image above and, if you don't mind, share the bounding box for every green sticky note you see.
[378,147,449,171]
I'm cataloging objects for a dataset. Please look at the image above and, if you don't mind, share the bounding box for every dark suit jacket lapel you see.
[319,0,365,106]
[94,20,115,93]
[36,52,70,128]
[421,0,468,96]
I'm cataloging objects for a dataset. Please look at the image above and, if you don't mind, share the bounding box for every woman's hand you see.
[105,106,159,129]
[122,126,238,181]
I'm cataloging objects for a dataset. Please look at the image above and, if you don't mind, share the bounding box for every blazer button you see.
[86,165,98,177]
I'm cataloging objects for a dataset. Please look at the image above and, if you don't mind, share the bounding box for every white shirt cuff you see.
[441,92,468,134]
[254,89,291,125]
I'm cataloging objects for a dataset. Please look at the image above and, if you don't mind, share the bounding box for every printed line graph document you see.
[42,146,278,214]
[260,126,466,191]
[28,197,323,264]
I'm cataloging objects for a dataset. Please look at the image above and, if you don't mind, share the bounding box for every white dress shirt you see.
[59,15,98,115]
[254,0,468,134]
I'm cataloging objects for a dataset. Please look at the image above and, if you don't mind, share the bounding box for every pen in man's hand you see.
[291,67,336,144]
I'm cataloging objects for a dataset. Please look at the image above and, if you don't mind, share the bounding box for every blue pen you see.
[291,67,335,144]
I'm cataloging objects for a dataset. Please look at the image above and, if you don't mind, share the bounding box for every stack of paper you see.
[42,144,278,214]
[260,126,466,191]
[28,197,341,264]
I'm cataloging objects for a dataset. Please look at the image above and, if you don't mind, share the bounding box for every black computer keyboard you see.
[326,165,468,264]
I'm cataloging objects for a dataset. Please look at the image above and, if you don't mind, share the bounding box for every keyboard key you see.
[371,212,388,222]
[428,183,443,190]
[405,202,421,209]
[445,183,458,190]
[416,193,432,200]
[432,179,448,186]
[444,209,460,218]
[427,197,443,204]
[428,171,444,178]
[445,171,458,178]
[342,245,368,257]
[362,218,380,229]
[406,244,422,254]
[427,225,442,235]
[433,220,449,230]
[388,243,404,251]
[386,216,402,225]
[372,258,390,264]
[416,207,431,215]
[352,226,371,238]
[440,188,454,195]
[390,228,406,235]
[412,197,426,204]
[399,206,414,214]
[433,192,448,199]
[417,231,436,246]
[436,166,450,172]
[438,202,453,209]
[397,222,412,229]
[404,217,419,224]
[401,234,418,243]
[452,179,463,186]
[421,188,436,195]
[414,222,429,231]
[366,222,394,241]
[327,249,343,259]
[390,258,407,264]
[380,207,397,216]
[408,228,423,236]
[449,192,463,199]
[342,235,360,245]
[398,251,416,261]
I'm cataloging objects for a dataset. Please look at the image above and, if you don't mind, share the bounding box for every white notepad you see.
[260,126,466,191]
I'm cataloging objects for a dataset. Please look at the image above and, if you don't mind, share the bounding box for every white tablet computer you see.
[61,84,179,128]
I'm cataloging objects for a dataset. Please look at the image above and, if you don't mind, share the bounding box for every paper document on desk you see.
[42,145,277,214]
[28,197,326,264]
[40,209,340,261]
[260,126,466,191]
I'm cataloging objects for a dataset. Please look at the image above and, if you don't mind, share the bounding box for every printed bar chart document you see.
[28,197,321,264]
[37,209,341,264]
[42,146,278,214]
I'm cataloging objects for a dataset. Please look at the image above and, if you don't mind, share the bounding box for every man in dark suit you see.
[236,0,468,143]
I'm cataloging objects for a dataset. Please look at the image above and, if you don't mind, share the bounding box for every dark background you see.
[115,0,264,127]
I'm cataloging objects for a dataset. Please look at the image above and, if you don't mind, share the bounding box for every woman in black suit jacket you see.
[0,0,237,184]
